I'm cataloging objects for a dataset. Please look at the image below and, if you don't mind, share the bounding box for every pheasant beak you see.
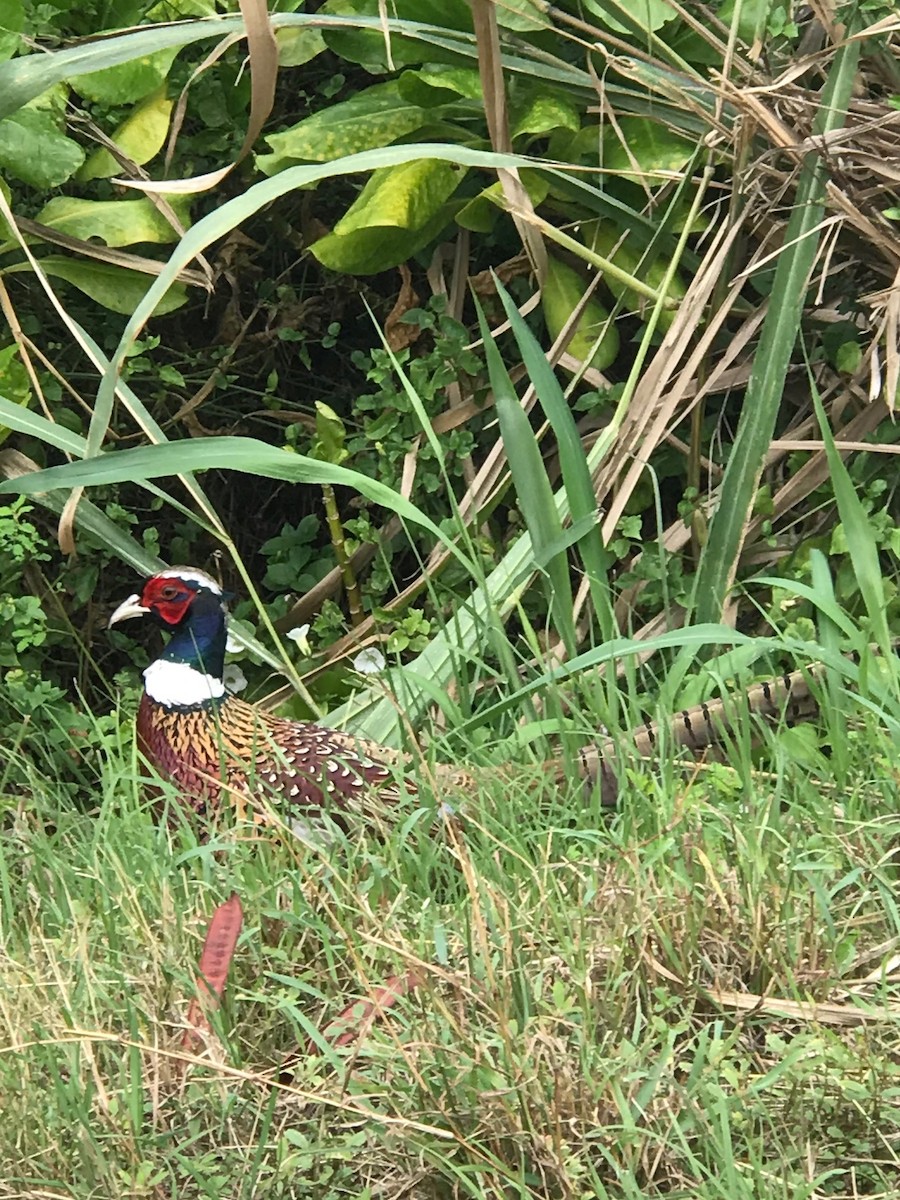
[108,593,150,629]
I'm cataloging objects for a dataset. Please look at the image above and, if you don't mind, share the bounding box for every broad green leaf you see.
[147,0,216,16]
[542,255,619,371]
[0,107,84,188]
[35,196,190,247]
[0,0,23,63]
[257,83,431,172]
[495,0,549,30]
[0,347,31,446]
[311,158,464,274]
[276,25,327,67]
[397,66,483,106]
[602,117,695,178]
[333,157,463,236]
[511,93,580,141]
[78,88,174,182]
[11,256,189,316]
[455,167,550,233]
[69,47,179,106]
[584,0,676,34]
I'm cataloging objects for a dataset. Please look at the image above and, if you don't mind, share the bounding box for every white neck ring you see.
[143,659,225,707]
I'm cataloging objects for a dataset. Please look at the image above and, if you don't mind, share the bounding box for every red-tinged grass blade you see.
[183,891,243,1050]
[312,969,422,1053]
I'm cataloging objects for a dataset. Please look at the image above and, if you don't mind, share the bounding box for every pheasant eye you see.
[160,585,179,599]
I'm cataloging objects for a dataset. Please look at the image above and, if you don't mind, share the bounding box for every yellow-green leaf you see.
[511,93,580,141]
[35,196,190,247]
[276,25,327,67]
[0,342,32,446]
[580,220,686,330]
[542,255,619,371]
[602,117,695,179]
[456,168,550,233]
[70,48,179,106]
[257,82,430,173]
[398,66,483,107]
[77,87,174,182]
[311,158,464,274]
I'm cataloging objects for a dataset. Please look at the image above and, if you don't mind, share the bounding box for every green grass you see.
[2,692,900,1199]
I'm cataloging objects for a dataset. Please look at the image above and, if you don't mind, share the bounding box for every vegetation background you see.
[0,0,899,1194]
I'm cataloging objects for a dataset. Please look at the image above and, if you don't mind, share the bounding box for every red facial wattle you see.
[139,578,196,626]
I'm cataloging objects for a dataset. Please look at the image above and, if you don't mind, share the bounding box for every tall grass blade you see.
[811,385,894,654]
[491,277,616,642]
[694,31,862,622]
[476,295,576,656]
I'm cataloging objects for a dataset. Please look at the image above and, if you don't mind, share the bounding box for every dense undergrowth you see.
[0,0,899,1194]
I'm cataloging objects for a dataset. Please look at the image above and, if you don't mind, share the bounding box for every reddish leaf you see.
[315,969,422,1052]
[182,891,243,1050]
[384,264,421,352]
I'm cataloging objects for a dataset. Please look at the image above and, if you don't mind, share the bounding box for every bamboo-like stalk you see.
[321,482,364,629]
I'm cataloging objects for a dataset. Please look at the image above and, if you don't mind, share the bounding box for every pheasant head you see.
[108,567,230,709]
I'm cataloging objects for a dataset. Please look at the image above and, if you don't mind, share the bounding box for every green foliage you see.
[0,500,49,665]
[0,9,898,1193]
[348,296,482,504]
[259,516,327,593]
[0,0,894,798]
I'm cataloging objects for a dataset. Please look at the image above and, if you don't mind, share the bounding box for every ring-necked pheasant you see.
[111,566,840,825]
[108,567,412,824]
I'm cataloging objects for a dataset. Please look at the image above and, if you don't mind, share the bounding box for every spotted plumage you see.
[109,567,410,823]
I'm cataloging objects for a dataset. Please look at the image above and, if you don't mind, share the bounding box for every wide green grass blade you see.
[476,295,576,656]
[693,30,862,622]
[811,385,894,654]
[0,394,88,455]
[0,433,464,557]
[491,276,616,642]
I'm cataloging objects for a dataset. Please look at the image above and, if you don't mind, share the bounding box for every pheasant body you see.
[110,568,409,823]
[111,565,855,824]
[136,691,405,818]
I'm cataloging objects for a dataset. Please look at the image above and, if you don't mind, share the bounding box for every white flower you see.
[353,647,385,675]
[225,632,242,654]
[285,623,311,656]
[223,664,248,693]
